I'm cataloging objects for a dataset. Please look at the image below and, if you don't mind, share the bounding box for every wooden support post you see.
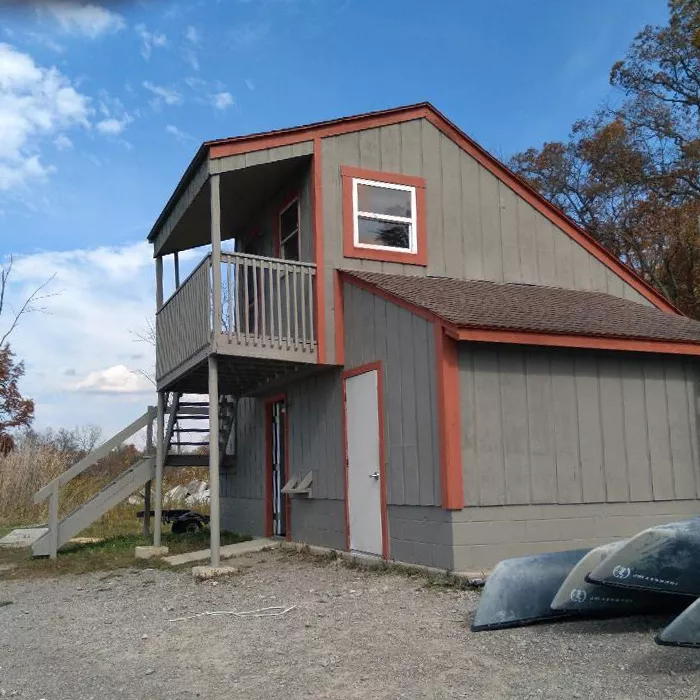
[210,174,222,344]
[154,392,165,547]
[48,482,59,561]
[174,252,180,289]
[208,356,221,567]
[143,406,154,538]
[156,256,164,309]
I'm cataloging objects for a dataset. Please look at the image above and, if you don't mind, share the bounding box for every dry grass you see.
[0,438,210,531]
[0,529,250,581]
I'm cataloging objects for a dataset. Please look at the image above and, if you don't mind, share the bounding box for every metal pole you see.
[208,356,221,567]
[154,392,165,547]
[143,407,154,538]
[174,252,180,289]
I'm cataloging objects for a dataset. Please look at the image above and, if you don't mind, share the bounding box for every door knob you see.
[369,472,379,480]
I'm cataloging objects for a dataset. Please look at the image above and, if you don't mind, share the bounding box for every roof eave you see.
[147,144,209,245]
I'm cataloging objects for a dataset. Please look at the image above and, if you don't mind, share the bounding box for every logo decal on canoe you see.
[569,588,587,603]
[612,565,631,580]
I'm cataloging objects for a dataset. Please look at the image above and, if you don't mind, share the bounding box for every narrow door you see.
[345,368,384,556]
[270,400,286,537]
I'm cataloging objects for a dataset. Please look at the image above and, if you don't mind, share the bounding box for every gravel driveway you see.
[1,548,700,700]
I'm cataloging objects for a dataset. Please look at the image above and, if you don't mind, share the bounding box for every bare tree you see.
[0,256,58,347]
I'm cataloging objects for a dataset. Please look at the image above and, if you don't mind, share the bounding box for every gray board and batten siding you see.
[220,369,347,547]
[342,281,457,568]
[320,117,652,365]
[451,344,700,571]
[221,397,266,536]
[343,282,442,508]
[459,344,700,508]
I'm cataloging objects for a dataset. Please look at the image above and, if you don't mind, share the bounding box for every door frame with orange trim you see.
[264,394,291,541]
[341,361,389,559]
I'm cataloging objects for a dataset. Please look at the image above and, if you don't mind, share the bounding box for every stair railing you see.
[33,406,157,559]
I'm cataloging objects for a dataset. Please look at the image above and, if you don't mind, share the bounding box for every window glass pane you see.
[357,183,411,218]
[282,232,299,261]
[357,217,410,249]
[280,202,299,238]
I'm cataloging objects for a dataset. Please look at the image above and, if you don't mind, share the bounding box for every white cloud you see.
[40,2,126,39]
[211,91,233,110]
[184,49,199,71]
[184,77,206,89]
[73,364,153,394]
[135,23,167,60]
[0,43,90,190]
[96,115,132,135]
[143,81,182,108]
[231,23,269,48]
[245,78,255,91]
[2,242,157,433]
[182,25,200,70]
[25,31,65,53]
[166,124,191,142]
[54,134,73,150]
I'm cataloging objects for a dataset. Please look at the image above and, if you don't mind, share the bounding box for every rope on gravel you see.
[167,605,296,622]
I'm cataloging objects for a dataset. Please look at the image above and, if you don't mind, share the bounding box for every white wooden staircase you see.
[31,394,236,559]
[32,408,157,558]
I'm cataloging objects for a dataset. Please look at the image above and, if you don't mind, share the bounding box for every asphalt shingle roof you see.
[344,271,700,344]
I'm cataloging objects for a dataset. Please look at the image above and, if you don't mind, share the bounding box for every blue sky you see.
[0,0,669,435]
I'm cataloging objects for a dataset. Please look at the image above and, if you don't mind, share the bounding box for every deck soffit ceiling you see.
[152,154,312,256]
[147,102,677,315]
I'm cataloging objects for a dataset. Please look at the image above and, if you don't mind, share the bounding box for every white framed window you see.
[352,178,418,253]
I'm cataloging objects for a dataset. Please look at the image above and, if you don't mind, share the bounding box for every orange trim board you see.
[434,324,464,510]
[341,362,390,559]
[207,104,431,158]
[312,137,327,364]
[341,166,428,266]
[446,327,700,357]
[333,270,345,367]
[198,102,676,314]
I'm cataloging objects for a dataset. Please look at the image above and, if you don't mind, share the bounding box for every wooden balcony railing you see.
[220,251,317,358]
[156,255,212,382]
[156,252,317,384]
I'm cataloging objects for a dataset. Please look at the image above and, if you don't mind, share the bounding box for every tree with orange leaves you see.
[510,0,700,317]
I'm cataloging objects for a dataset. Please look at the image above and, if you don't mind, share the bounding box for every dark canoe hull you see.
[586,519,700,598]
[471,549,590,632]
[656,598,700,648]
[552,541,688,615]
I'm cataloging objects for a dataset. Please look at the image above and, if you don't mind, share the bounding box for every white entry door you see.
[345,368,384,556]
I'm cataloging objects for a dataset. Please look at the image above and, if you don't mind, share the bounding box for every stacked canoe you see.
[471,519,700,648]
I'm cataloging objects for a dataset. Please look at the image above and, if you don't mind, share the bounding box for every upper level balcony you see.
[150,145,323,396]
[156,250,317,394]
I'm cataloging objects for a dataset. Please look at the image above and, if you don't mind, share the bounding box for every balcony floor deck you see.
[162,352,331,396]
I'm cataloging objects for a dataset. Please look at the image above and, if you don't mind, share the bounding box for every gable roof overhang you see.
[148,102,679,315]
[340,270,700,358]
